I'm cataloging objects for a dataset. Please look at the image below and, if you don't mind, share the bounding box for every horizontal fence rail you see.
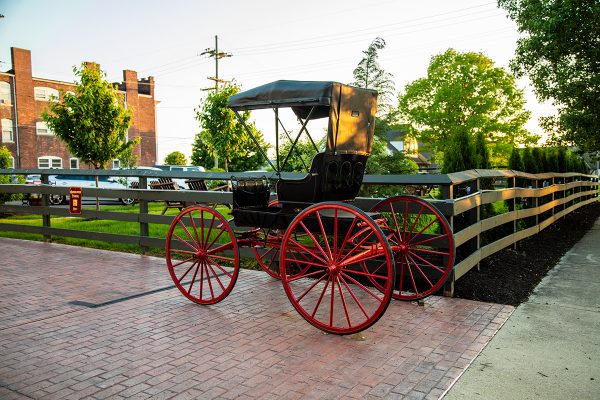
[0,168,598,295]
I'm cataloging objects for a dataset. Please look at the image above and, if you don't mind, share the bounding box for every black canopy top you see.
[228,80,378,155]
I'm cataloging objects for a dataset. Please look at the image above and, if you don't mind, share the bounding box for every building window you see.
[34,87,59,101]
[0,82,11,105]
[112,159,121,169]
[70,158,79,169]
[36,121,53,135]
[1,118,13,142]
[38,156,62,169]
[9,156,15,168]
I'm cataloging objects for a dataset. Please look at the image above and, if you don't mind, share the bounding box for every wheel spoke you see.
[329,275,335,327]
[203,213,216,248]
[342,266,390,281]
[296,272,328,302]
[333,209,338,261]
[286,268,327,283]
[299,220,330,262]
[205,225,227,251]
[411,247,450,256]
[336,277,352,328]
[406,254,434,289]
[170,249,196,256]
[402,199,408,242]
[188,211,203,246]
[206,262,227,291]
[408,250,446,274]
[316,212,333,260]
[187,260,200,294]
[288,237,328,265]
[335,217,359,261]
[406,205,425,241]
[408,216,439,245]
[410,233,449,247]
[406,258,420,297]
[311,276,331,318]
[340,271,384,302]
[206,256,234,278]
[171,256,195,268]
[172,233,198,252]
[339,275,370,319]
[178,259,198,283]
[339,230,375,264]
[177,219,198,248]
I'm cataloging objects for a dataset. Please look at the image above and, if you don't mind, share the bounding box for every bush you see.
[0,146,20,204]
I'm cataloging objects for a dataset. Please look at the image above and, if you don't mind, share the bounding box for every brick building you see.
[0,47,157,169]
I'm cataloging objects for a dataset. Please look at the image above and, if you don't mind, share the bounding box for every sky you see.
[0,0,554,165]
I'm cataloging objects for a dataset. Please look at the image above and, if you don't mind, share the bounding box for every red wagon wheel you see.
[370,195,454,301]
[280,202,395,335]
[253,200,284,279]
[166,205,239,304]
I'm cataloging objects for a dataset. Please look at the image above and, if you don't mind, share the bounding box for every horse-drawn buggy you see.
[165,81,455,335]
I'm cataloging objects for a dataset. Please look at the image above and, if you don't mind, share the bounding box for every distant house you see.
[384,130,435,171]
[0,47,158,169]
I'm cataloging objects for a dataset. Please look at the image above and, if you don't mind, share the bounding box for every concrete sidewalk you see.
[444,218,600,399]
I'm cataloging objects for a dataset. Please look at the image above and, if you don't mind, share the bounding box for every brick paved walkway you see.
[0,238,513,399]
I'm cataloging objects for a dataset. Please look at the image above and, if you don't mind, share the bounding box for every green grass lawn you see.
[0,202,234,257]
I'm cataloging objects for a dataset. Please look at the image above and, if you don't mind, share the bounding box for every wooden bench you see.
[149,178,187,215]
[185,178,232,209]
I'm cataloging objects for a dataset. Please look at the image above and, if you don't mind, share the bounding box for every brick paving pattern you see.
[0,237,513,399]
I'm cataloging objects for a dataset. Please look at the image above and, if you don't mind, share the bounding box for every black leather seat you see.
[276,152,367,205]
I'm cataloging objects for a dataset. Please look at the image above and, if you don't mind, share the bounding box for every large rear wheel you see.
[166,205,239,304]
[371,195,454,301]
[280,202,395,335]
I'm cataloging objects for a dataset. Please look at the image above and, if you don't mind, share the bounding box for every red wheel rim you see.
[253,200,284,279]
[280,202,395,335]
[371,195,454,301]
[166,205,239,304]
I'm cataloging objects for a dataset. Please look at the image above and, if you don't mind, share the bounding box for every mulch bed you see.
[453,201,600,306]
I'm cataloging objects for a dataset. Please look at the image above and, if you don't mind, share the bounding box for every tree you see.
[508,146,524,172]
[164,151,187,166]
[397,49,536,165]
[474,131,491,169]
[278,136,321,172]
[190,134,214,169]
[351,37,395,114]
[195,83,260,172]
[117,140,140,169]
[42,63,134,169]
[498,0,600,153]
[0,146,17,204]
[442,130,478,174]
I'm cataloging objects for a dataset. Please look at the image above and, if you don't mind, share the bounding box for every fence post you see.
[41,173,51,242]
[139,176,149,254]
[442,181,455,297]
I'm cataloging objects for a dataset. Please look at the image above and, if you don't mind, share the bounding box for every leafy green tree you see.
[508,146,524,172]
[229,131,270,172]
[277,136,321,172]
[474,131,491,169]
[398,48,535,165]
[42,63,134,169]
[351,37,395,114]
[522,147,537,173]
[498,0,600,153]
[195,83,260,172]
[190,133,214,169]
[0,146,17,203]
[117,140,140,169]
[442,130,478,174]
[532,147,544,173]
[164,151,187,166]
[557,147,567,173]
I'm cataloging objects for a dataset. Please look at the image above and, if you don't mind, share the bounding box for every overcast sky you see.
[0,0,554,164]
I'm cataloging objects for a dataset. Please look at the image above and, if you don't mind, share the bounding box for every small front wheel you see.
[280,202,395,335]
[166,205,239,304]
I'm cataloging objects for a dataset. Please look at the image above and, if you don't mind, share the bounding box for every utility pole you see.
[200,35,232,91]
